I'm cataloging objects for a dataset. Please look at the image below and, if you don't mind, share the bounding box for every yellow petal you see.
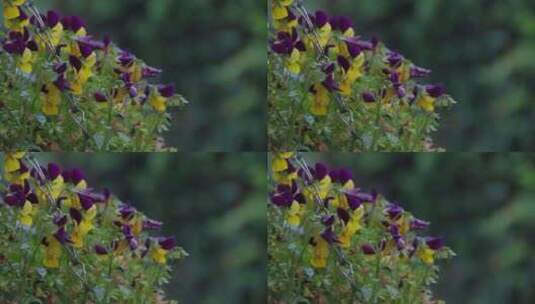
[150,95,167,113]
[3,5,20,20]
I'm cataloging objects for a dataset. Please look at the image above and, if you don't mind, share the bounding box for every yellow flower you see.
[18,48,35,73]
[310,83,329,116]
[310,236,329,268]
[286,48,301,74]
[4,152,25,173]
[339,205,364,248]
[3,2,21,20]
[272,0,293,20]
[340,53,365,96]
[43,236,62,268]
[317,23,332,48]
[418,247,435,265]
[50,23,64,46]
[72,205,97,248]
[150,94,167,113]
[271,152,294,172]
[151,247,168,264]
[41,84,62,116]
[287,201,302,226]
[18,201,35,226]
[417,94,435,113]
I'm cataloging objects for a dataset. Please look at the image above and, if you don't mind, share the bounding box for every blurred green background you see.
[36,0,266,151]
[31,152,267,304]
[301,153,535,304]
[308,0,535,151]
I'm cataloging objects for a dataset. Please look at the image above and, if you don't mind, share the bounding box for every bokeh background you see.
[301,153,535,304]
[31,152,267,304]
[36,0,266,151]
[308,0,535,151]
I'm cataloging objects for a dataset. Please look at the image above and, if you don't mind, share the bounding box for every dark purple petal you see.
[337,208,350,224]
[142,66,162,78]
[143,218,163,230]
[425,84,446,98]
[321,74,338,92]
[410,218,430,231]
[314,10,329,28]
[410,66,431,78]
[426,237,444,250]
[314,162,329,181]
[387,51,403,68]
[158,84,175,97]
[69,208,82,224]
[78,193,94,210]
[386,203,404,220]
[361,244,376,255]
[46,10,60,28]
[53,227,71,244]
[69,55,82,71]
[158,236,176,250]
[94,92,107,102]
[118,204,136,219]
[320,227,338,244]
[321,215,335,226]
[362,92,376,103]
[53,214,67,226]
[94,244,108,255]
[47,163,62,180]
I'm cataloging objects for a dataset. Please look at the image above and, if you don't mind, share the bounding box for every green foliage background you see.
[34,0,266,151]
[302,153,535,304]
[28,152,267,304]
[310,0,535,151]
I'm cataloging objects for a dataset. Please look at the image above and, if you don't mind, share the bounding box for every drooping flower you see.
[149,84,175,113]
[310,235,329,268]
[151,236,176,264]
[42,235,62,268]
[339,205,364,248]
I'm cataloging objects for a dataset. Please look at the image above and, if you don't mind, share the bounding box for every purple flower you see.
[361,244,376,255]
[337,208,350,224]
[78,193,95,210]
[426,237,444,250]
[313,10,329,28]
[386,51,403,68]
[46,10,60,28]
[69,208,82,224]
[313,162,329,181]
[94,245,108,255]
[53,227,71,244]
[158,237,176,250]
[321,215,335,226]
[158,84,175,97]
[53,214,67,226]
[118,204,136,219]
[410,66,431,78]
[410,218,430,231]
[320,227,338,244]
[329,167,353,184]
[142,66,162,78]
[362,92,376,103]
[47,163,62,181]
[143,218,163,230]
[425,84,446,98]
[385,203,404,220]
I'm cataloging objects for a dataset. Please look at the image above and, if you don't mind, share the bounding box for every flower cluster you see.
[0,152,187,303]
[268,1,456,151]
[268,153,454,303]
[0,1,187,151]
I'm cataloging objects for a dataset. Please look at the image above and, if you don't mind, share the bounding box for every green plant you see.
[0,0,187,151]
[0,152,187,303]
[268,153,454,303]
[268,0,456,151]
